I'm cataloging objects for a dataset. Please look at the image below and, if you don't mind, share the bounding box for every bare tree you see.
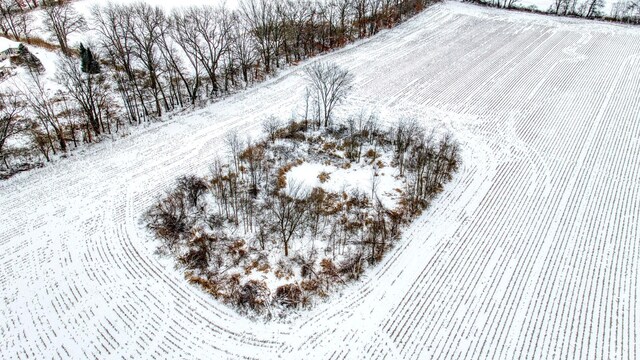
[268,181,308,257]
[240,0,282,74]
[393,118,422,176]
[225,129,242,172]
[168,8,203,104]
[230,15,257,85]
[56,55,108,140]
[145,190,192,252]
[0,0,33,41]
[42,0,86,55]
[19,71,67,154]
[174,5,233,96]
[276,0,313,63]
[582,0,605,17]
[0,91,23,169]
[262,115,281,142]
[157,27,191,108]
[305,62,354,128]
[128,3,166,117]
[628,0,640,21]
[176,175,209,209]
[91,3,148,124]
[369,170,380,202]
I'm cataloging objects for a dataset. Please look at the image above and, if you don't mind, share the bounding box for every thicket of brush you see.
[145,114,460,316]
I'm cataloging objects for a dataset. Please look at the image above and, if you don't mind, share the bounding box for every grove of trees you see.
[0,0,440,176]
[143,63,460,315]
[145,110,461,314]
[1,0,639,176]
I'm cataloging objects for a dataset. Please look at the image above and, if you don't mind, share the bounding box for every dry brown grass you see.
[317,171,331,183]
[6,35,60,52]
[275,159,304,191]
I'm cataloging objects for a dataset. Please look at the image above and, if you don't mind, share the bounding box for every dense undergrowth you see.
[145,115,460,317]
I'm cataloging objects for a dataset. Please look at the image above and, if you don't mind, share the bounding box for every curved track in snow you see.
[1,3,640,359]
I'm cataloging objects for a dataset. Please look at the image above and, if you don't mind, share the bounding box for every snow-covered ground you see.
[0,37,62,93]
[1,1,640,359]
[287,151,403,209]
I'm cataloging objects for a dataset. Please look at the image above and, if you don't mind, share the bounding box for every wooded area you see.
[0,0,439,177]
[145,106,460,314]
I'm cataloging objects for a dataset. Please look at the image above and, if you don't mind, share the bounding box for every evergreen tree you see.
[79,43,100,74]
[17,43,28,58]
[79,43,87,72]
[16,43,44,73]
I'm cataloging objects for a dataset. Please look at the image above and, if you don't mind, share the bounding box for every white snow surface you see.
[2,2,640,359]
[287,153,403,209]
[0,42,63,94]
[0,37,20,52]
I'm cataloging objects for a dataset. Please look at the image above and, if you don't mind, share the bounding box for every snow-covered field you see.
[1,2,640,358]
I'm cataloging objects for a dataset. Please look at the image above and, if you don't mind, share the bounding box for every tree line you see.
[466,0,640,22]
[0,0,439,176]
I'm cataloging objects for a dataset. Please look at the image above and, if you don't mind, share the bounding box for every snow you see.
[2,1,640,359]
[0,39,62,94]
[287,155,403,209]
[0,51,65,96]
[0,37,20,52]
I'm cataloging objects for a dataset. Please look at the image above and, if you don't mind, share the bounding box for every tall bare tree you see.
[240,0,282,74]
[0,91,24,169]
[583,0,605,17]
[42,0,86,55]
[91,3,148,124]
[128,3,166,117]
[230,16,257,84]
[305,62,354,128]
[56,55,107,140]
[174,5,233,96]
[269,182,308,257]
[0,0,33,40]
[19,71,67,154]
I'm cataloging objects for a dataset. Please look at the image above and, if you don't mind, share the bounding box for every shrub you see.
[317,171,331,183]
[320,258,346,288]
[238,280,270,310]
[186,273,221,296]
[339,252,365,280]
[145,190,191,251]
[275,283,303,308]
[179,246,209,271]
[227,240,247,265]
[365,148,378,161]
[300,279,320,292]
[274,259,294,279]
[176,175,209,209]
[322,141,336,152]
